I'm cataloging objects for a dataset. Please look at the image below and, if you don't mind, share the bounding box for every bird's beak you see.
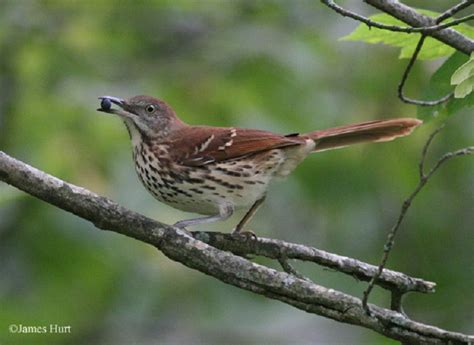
[97,96,137,119]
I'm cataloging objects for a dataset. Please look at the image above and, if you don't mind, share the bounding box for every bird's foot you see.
[231,228,257,240]
[172,222,192,236]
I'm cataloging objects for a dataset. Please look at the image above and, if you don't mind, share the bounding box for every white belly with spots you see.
[132,140,314,216]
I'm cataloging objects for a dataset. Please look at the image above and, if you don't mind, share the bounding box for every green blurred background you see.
[0,1,472,344]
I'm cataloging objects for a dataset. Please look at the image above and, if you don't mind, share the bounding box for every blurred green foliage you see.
[0,1,473,344]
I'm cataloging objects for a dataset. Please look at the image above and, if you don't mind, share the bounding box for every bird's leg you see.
[232,196,266,235]
[173,203,234,229]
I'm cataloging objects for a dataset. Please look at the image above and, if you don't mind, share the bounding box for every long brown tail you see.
[304,118,422,152]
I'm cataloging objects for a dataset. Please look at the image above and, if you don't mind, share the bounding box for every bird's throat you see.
[123,119,148,148]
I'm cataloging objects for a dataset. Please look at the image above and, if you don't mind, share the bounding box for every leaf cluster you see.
[342,11,474,119]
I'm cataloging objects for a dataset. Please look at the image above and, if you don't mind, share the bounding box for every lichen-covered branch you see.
[192,231,435,294]
[1,151,473,343]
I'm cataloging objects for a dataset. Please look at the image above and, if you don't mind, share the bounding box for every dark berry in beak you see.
[100,98,112,111]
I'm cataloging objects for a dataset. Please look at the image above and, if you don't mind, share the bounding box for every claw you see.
[231,229,257,240]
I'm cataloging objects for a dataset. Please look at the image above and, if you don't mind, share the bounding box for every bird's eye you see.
[146,105,155,113]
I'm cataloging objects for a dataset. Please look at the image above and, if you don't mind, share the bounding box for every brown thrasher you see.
[98,95,422,234]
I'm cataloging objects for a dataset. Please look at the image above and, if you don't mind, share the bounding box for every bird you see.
[97,95,422,235]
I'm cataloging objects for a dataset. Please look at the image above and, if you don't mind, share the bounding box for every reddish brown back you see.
[162,126,306,166]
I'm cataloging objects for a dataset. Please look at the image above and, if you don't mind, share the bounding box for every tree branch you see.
[321,0,474,34]
[192,231,435,294]
[364,0,474,55]
[1,150,473,343]
[436,0,473,23]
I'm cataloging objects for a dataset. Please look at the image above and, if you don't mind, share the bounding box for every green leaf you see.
[454,75,474,98]
[417,52,474,120]
[451,52,474,98]
[341,11,474,60]
[451,59,474,84]
[446,92,474,115]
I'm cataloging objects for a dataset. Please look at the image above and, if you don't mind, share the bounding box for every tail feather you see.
[305,118,422,152]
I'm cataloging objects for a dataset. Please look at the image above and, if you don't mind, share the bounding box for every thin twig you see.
[277,255,311,282]
[397,35,454,106]
[321,0,474,33]
[436,0,474,23]
[424,146,474,181]
[362,127,474,313]
[396,1,472,106]
[419,125,445,179]
[430,13,474,31]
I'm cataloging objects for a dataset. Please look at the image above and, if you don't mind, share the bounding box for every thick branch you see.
[364,0,474,55]
[192,231,435,294]
[1,151,472,344]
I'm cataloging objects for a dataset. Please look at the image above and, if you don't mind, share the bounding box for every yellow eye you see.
[146,105,155,113]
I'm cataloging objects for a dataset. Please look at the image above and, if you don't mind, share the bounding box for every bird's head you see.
[98,95,184,140]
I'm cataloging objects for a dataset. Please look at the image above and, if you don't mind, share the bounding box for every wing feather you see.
[164,126,305,166]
